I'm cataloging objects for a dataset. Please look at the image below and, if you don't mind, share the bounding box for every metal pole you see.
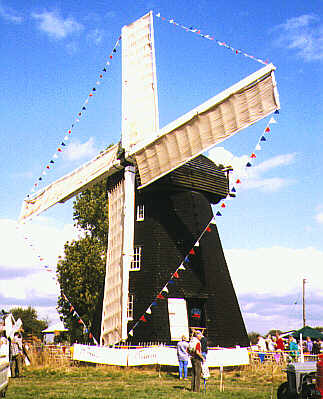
[302,278,306,328]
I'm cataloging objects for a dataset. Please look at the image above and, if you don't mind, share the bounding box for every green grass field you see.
[5,363,286,399]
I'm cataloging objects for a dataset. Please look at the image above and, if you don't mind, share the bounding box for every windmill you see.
[19,12,280,347]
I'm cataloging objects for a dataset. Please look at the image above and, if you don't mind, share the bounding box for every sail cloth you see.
[121,11,159,151]
[132,64,280,189]
[101,178,125,346]
[19,144,120,222]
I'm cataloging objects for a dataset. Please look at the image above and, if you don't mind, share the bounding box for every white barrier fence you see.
[73,344,249,367]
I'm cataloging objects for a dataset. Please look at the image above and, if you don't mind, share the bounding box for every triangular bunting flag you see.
[173,271,179,278]
[206,226,211,232]
[194,241,200,247]
[140,315,147,322]
[157,293,165,300]
[129,330,134,336]
[260,136,266,141]
[274,109,279,114]
[236,179,241,184]
[162,286,169,293]
[178,264,186,270]
[184,256,190,263]
[265,127,270,133]
[78,319,83,324]
[216,211,222,216]
[231,187,236,193]
[146,307,152,315]
[89,332,93,339]
[246,162,252,167]
[221,203,226,208]
[250,153,256,158]
[269,117,277,124]
[210,217,216,224]
[189,248,195,255]
[255,144,261,151]
[151,301,157,306]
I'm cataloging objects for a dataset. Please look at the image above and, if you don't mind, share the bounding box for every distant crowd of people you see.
[256,332,323,356]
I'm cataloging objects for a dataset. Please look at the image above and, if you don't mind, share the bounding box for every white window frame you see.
[130,246,142,271]
[127,294,134,320]
[136,204,144,221]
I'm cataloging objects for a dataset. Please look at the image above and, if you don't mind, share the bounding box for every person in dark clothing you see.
[199,332,208,360]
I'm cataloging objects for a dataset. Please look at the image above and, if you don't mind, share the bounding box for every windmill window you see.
[127,294,134,320]
[136,204,144,221]
[130,246,142,271]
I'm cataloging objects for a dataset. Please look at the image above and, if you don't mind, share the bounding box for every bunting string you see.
[127,110,279,340]
[16,221,98,345]
[27,36,122,197]
[155,12,269,65]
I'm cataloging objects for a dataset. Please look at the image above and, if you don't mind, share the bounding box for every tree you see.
[248,331,261,345]
[56,179,109,344]
[10,306,48,339]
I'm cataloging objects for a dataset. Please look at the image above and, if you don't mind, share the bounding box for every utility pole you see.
[302,278,306,327]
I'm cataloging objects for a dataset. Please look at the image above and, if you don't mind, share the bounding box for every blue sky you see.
[0,0,322,336]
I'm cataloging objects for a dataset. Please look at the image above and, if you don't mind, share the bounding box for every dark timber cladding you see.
[128,155,249,347]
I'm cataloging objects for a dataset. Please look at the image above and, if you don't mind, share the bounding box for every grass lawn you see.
[5,363,286,398]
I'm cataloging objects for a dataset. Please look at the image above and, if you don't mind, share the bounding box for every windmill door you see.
[186,298,206,330]
[167,298,190,341]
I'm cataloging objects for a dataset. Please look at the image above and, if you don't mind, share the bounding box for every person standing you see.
[10,332,22,378]
[275,332,285,351]
[188,332,204,392]
[176,335,189,380]
[199,332,208,360]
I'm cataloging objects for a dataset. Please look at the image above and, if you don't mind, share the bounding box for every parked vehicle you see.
[277,361,321,399]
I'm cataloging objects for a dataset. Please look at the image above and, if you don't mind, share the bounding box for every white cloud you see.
[32,10,83,40]
[224,246,323,333]
[315,212,323,224]
[273,14,323,61]
[208,148,296,192]
[225,246,323,296]
[0,2,23,23]
[0,217,81,323]
[87,28,104,45]
[63,137,98,161]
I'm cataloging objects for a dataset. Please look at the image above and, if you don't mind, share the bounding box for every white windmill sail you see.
[132,63,280,188]
[19,144,120,222]
[121,11,159,151]
[101,12,159,345]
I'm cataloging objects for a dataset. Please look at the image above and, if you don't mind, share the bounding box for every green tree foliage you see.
[57,179,109,344]
[247,331,261,345]
[10,306,48,339]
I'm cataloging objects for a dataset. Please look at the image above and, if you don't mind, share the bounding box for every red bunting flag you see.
[89,332,93,339]
[250,153,256,158]
[57,148,62,152]
[157,293,165,300]
[70,306,74,312]
[78,319,83,324]
[189,248,195,255]
[221,203,226,208]
[236,179,241,184]
[173,271,179,279]
[140,315,147,322]
[206,226,211,232]
[265,127,271,132]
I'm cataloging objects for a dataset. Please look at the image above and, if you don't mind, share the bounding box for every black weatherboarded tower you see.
[123,154,249,347]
